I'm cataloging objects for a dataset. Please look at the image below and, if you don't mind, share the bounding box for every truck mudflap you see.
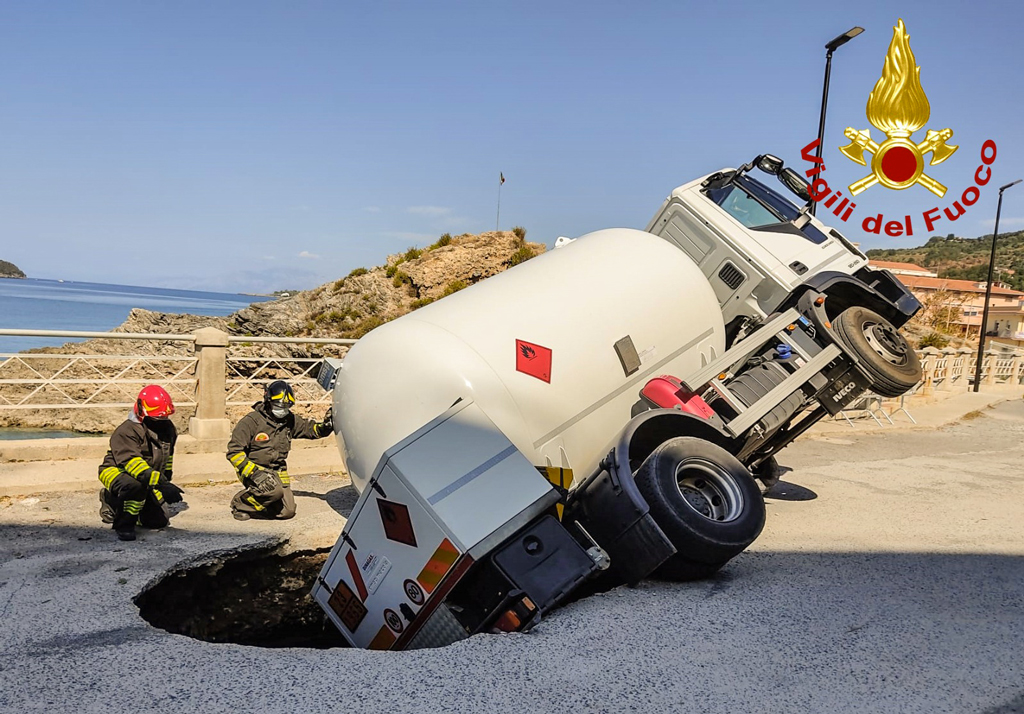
[564,409,737,586]
[311,399,598,650]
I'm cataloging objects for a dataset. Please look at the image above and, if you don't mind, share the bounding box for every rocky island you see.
[0,260,26,278]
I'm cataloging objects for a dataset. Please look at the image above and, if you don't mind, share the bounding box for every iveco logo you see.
[831,381,858,402]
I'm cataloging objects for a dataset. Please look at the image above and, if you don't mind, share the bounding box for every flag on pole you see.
[500,172,505,185]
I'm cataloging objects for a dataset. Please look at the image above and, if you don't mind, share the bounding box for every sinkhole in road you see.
[135,545,348,649]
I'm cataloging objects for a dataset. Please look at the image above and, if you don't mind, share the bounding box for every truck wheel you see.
[833,306,922,397]
[634,437,765,572]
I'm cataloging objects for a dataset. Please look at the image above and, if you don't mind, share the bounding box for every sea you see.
[0,278,272,438]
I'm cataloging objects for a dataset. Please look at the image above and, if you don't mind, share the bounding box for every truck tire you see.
[833,306,922,397]
[633,437,765,573]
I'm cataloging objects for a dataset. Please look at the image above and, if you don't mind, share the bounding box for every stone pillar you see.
[984,350,998,386]
[189,327,231,441]
[1012,355,1022,385]
[920,347,938,396]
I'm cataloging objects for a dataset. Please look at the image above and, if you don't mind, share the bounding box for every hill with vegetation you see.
[0,260,25,278]
[867,230,1024,290]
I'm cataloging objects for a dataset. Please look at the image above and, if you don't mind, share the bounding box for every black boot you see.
[99,489,116,524]
[115,526,137,541]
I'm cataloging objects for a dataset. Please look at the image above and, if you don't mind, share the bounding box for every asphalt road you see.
[1,402,1023,713]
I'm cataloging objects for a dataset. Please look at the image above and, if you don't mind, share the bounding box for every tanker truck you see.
[311,154,922,650]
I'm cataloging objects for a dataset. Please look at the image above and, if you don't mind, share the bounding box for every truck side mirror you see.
[779,168,811,202]
[755,155,784,175]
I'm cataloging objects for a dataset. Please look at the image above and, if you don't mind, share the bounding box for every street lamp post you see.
[811,26,864,216]
[973,179,1022,392]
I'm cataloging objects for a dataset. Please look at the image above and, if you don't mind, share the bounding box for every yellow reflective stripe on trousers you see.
[246,496,265,511]
[99,467,121,488]
[124,499,145,515]
[152,488,164,501]
[278,470,289,485]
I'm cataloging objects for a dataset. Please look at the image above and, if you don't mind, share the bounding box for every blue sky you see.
[1,0,1022,293]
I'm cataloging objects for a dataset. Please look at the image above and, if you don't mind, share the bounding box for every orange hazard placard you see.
[416,538,460,594]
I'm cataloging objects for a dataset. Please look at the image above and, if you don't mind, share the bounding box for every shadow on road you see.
[764,480,818,501]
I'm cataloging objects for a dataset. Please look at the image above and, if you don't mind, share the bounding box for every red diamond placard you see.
[378,499,417,547]
[515,339,552,383]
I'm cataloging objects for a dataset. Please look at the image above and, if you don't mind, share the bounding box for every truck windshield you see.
[705,175,828,244]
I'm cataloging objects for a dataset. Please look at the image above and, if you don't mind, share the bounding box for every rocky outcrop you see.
[0,260,25,278]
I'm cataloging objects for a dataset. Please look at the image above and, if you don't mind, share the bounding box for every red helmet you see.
[135,385,175,419]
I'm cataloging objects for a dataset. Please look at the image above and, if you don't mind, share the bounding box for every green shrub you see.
[410,297,435,310]
[392,270,410,288]
[332,278,345,291]
[511,226,527,243]
[919,332,950,349]
[404,247,423,261]
[348,316,385,338]
[385,264,398,278]
[507,246,535,267]
[429,233,452,250]
[442,279,469,297]
[347,267,369,278]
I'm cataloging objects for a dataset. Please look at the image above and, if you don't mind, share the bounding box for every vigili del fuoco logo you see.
[799,18,997,239]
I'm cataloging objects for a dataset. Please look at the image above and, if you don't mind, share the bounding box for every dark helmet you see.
[264,380,296,411]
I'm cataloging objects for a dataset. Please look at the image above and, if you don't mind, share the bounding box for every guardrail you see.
[0,327,355,439]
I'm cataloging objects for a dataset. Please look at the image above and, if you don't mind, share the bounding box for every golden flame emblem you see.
[840,19,957,197]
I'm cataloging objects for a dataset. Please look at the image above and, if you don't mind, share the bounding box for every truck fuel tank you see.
[333,228,727,493]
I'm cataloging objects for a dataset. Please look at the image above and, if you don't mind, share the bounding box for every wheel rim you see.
[674,458,745,523]
[863,321,910,367]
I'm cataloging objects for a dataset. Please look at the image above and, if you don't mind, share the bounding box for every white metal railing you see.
[225,356,333,406]
[0,353,197,409]
[0,328,353,436]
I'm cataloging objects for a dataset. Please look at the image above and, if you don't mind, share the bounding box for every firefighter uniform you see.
[226,400,331,519]
[98,414,177,538]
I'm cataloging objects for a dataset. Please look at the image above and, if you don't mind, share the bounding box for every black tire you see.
[833,306,922,397]
[633,437,766,571]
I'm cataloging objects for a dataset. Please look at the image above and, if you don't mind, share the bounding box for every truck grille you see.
[718,262,745,290]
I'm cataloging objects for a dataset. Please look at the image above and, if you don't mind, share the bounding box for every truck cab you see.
[646,155,919,344]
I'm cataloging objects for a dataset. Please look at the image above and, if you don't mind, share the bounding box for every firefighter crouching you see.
[226,380,332,520]
[98,385,185,541]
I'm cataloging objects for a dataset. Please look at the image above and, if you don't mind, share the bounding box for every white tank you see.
[334,228,726,492]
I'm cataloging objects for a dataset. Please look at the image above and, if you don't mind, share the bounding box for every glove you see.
[161,482,185,504]
[245,469,280,497]
[319,408,333,435]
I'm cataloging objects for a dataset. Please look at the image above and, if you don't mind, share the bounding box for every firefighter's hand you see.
[161,482,185,503]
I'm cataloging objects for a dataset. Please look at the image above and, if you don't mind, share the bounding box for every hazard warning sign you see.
[327,580,368,632]
[515,339,552,383]
[377,499,417,547]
